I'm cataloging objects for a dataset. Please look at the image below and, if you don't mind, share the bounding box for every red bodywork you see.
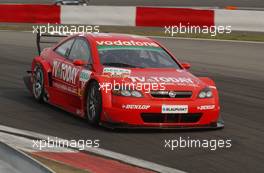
[29,33,223,129]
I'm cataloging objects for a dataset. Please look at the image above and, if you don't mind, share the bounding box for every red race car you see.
[24,32,224,129]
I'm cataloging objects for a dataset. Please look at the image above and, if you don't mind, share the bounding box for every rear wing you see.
[36,29,67,55]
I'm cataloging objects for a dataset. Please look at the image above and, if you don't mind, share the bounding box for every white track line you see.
[0,132,76,153]
[0,125,186,173]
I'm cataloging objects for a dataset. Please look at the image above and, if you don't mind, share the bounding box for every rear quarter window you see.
[55,38,75,57]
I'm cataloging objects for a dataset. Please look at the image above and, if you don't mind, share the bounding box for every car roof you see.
[77,33,161,48]
[83,33,156,43]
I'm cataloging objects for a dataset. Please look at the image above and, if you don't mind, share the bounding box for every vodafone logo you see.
[96,40,159,47]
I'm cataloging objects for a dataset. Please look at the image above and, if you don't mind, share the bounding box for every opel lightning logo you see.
[168,91,177,98]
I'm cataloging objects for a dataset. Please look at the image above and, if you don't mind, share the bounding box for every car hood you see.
[101,67,207,92]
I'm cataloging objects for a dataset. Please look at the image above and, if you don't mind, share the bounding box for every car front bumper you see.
[101,96,223,129]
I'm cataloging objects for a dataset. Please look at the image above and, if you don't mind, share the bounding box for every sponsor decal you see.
[52,60,79,85]
[78,70,92,96]
[53,81,77,94]
[103,67,131,77]
[122,104,150,110]
[197,105,215,110]
[128,76,194,84]
[79,70,92,82]
[96,40,159,47]
[162,105,188,114]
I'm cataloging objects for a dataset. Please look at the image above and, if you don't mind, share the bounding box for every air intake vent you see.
[141,113,202,123]
[150,91,192,98]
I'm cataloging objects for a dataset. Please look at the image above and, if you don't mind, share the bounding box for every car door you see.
[63,37,93,112]
[50,37,76,109]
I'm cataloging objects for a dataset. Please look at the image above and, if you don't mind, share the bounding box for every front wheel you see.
[86,81,102,125]
[32,65,44,102]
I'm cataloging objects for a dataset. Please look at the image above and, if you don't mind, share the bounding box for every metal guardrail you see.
[0,142,55,173]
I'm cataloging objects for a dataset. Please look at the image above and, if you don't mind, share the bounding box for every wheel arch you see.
[82,77,112,119]
[198,77,216,87]
[32,56,52,87]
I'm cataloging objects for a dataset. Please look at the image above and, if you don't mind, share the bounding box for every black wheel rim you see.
[33,67,43,99]
[87,85,98,121]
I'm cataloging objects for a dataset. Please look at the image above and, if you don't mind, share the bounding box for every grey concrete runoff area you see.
[0,142,54,173]
[0,0,264,8]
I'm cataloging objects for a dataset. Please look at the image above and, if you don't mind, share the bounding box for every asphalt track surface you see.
[0,31,264,173]
[0,0,264,8]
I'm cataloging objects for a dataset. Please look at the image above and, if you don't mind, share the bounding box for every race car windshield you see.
[98,46,181,69]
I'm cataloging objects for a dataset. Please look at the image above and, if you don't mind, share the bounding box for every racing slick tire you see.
[86,81,102,126]
[32,64,44,102]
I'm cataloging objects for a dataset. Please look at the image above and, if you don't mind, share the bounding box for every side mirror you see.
[181,62,191,69]
[73,59,86,66]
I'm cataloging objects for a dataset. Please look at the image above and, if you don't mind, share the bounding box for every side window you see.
[55,39,75,57]
[69,39,91,62]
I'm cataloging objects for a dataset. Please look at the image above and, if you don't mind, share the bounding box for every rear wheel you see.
[32,65,44,102]
[86,81,102,125]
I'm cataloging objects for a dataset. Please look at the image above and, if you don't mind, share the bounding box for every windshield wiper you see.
[103,63,142,68]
